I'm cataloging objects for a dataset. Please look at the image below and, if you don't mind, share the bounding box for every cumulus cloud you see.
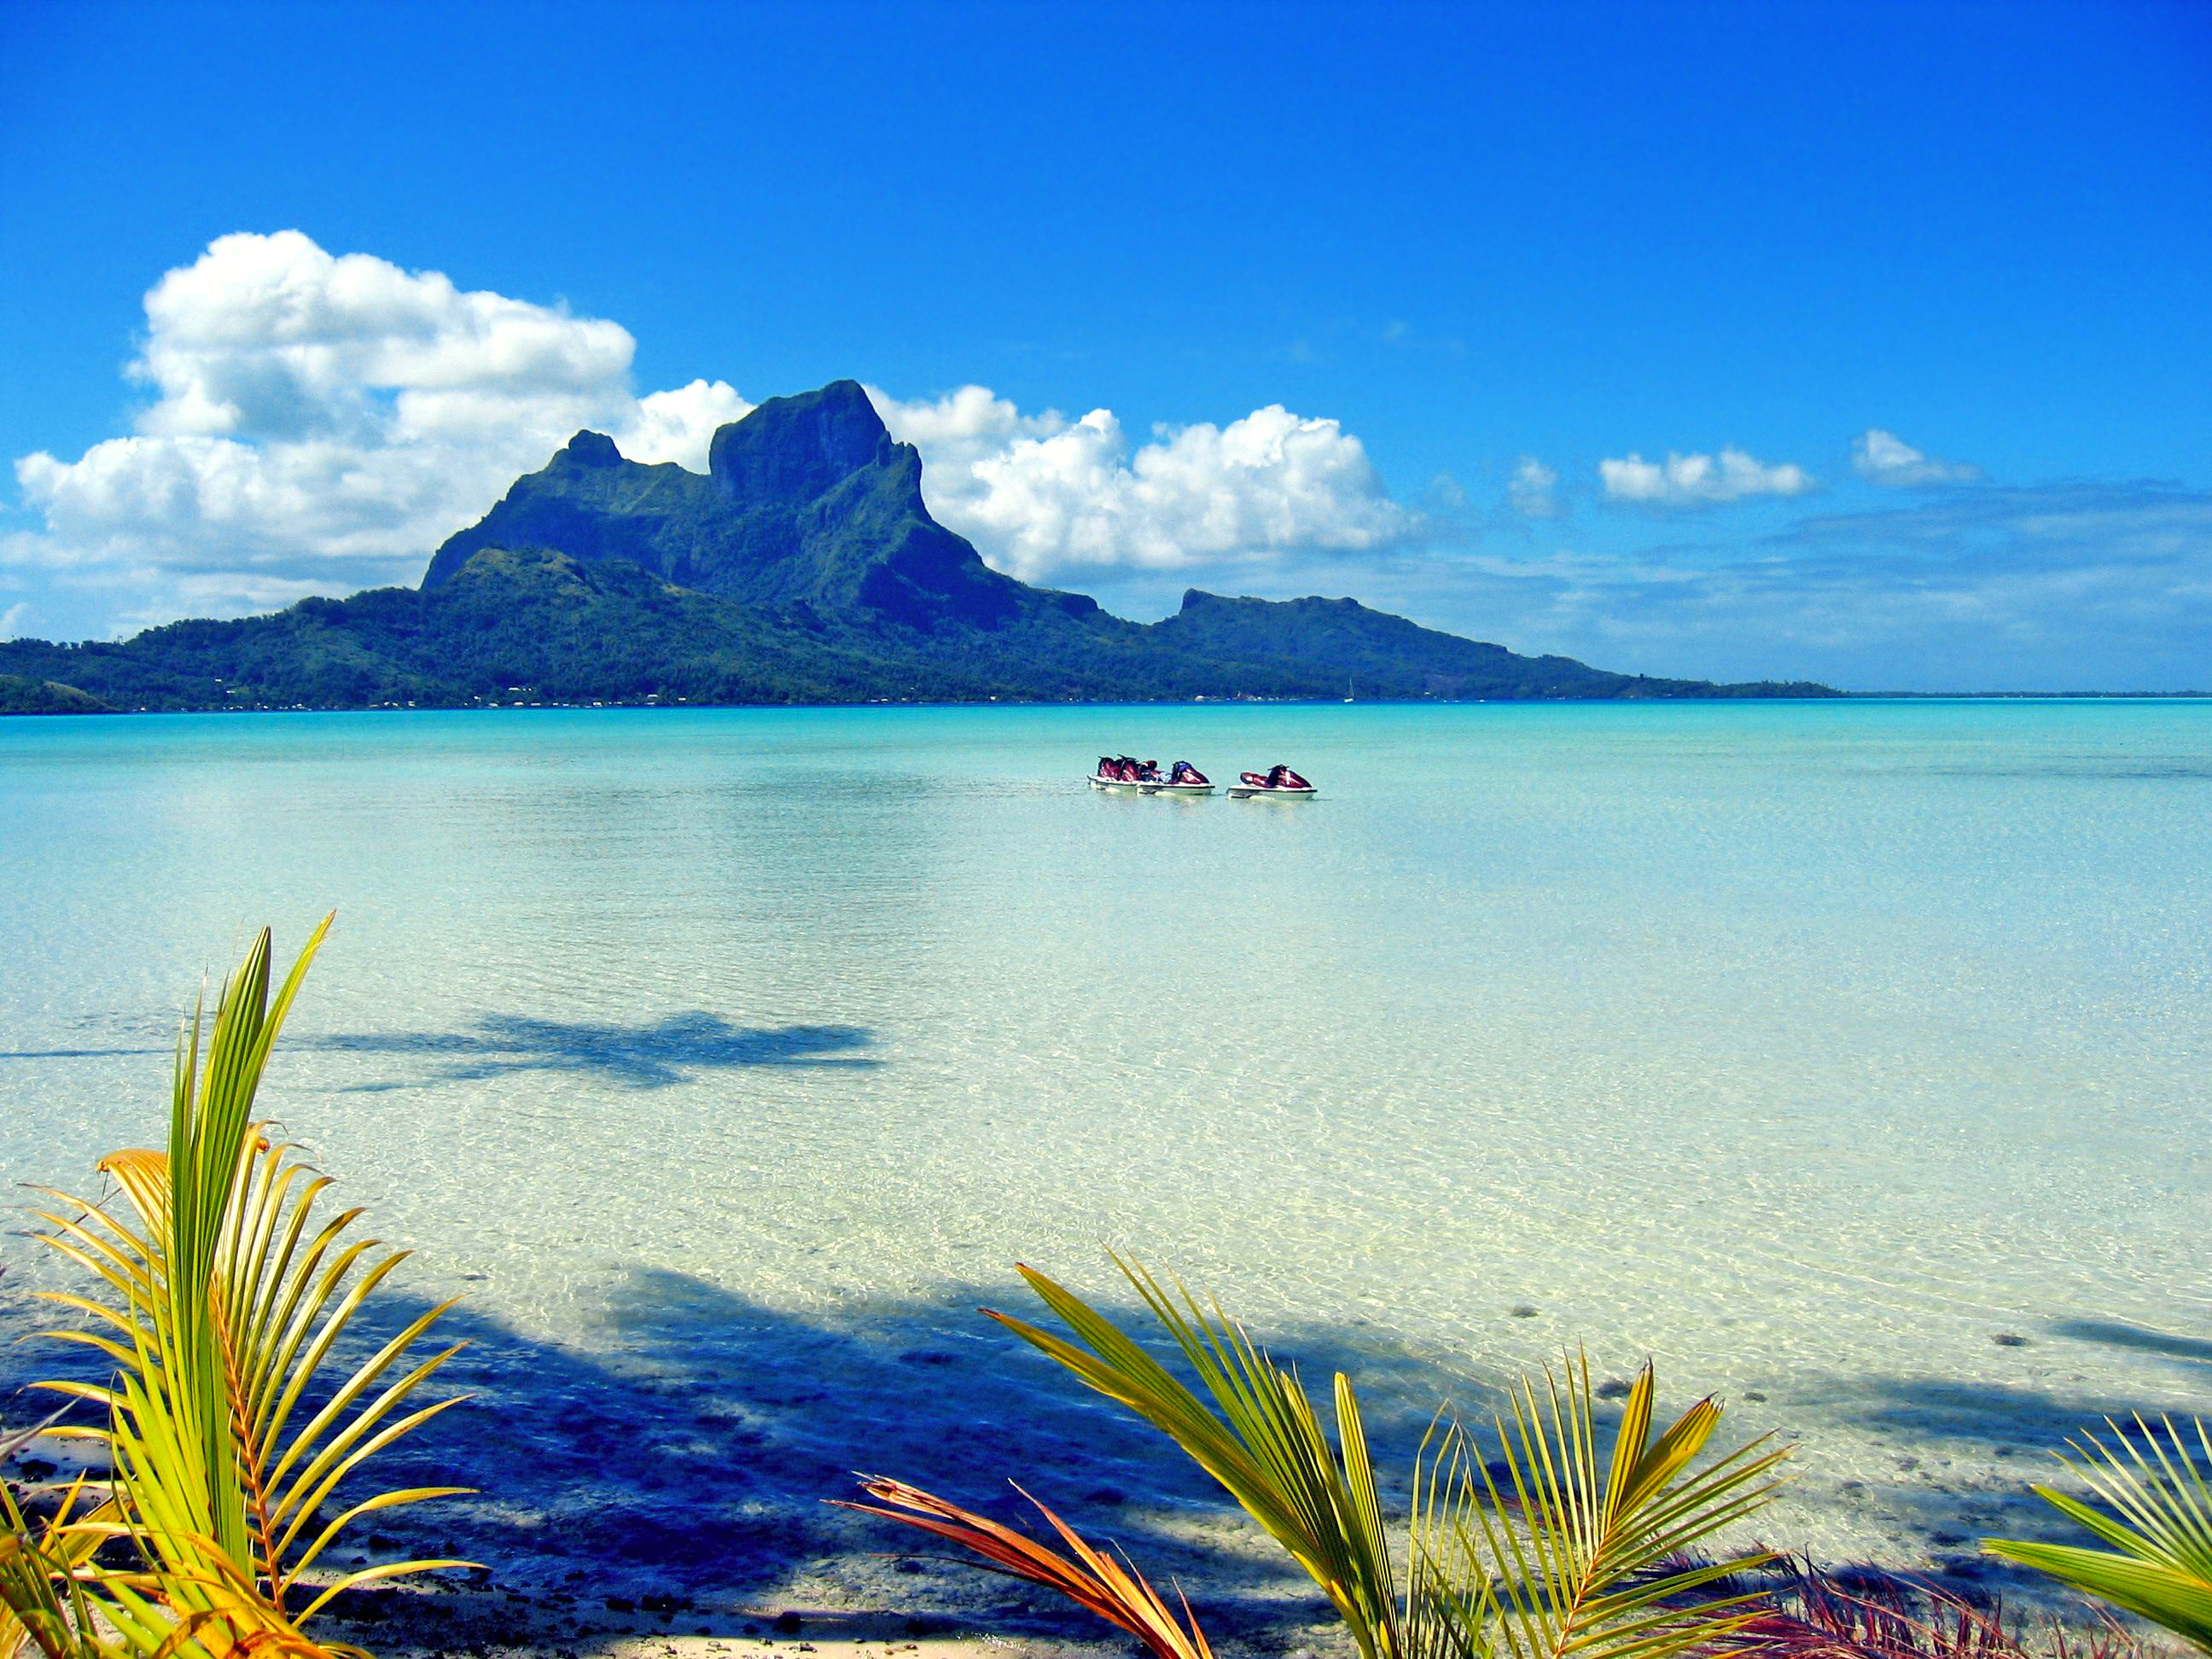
[128,230,636,445]
[1598,446,1814,506]
[7,230,747,626]
[1852,428,1980,486]
[8,231,1407,633]
[867,384,1409,584]
[1508,456,1561,518]
[614,379,755,469]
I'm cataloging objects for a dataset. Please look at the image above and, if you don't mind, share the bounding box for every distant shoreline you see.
[4,690,2209,717]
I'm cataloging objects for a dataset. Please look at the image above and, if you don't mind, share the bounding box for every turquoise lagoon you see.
[1,701,2208,1615]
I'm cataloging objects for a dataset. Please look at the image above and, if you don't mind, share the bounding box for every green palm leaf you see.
[1986,1413,2212,1652]
[31,920,473,1631]
[987,1258,1788,1659]
[1411,1355,1785,1659]
[2,1469,114,1659]
[989,1256,1402,1659]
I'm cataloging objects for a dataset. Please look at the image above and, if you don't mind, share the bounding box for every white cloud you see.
[1598,446,1814,506]
[868,385,1408,583]
[8,231,1407,630]
[0,601,32,639]
[130,230,635,445]
[615,379,754,469]
[1852,428,1980,486]
[8,230,748,620]
[1508,456,1561,518]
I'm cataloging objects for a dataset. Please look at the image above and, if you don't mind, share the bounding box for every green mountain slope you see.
[0,549,1325,710]
[1,378,1837,711]
[0,672,114,713]
[0,550,950,711]
[1154,590,1830,699]
[423,381,1080,633]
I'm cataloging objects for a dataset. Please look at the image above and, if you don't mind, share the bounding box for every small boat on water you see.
[1088,757,1214,795]
[1087,756,1317,798]
[1227,764,1317,799]
[1151,760,1214,794]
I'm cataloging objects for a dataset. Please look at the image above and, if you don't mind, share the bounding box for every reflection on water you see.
[1,699,2207,1613]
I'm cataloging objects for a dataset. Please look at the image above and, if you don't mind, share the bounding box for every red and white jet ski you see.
[1227,764,1317,799]
[1088,756,1213,794]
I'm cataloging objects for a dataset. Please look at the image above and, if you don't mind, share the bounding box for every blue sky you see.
[2,0,2206,690]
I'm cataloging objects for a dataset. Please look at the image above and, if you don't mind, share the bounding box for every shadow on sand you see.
[5,1261,2189,1656]
[1,1261,1495,1653]
[2046,1317,2212,1371]
[307,1011,878,1091]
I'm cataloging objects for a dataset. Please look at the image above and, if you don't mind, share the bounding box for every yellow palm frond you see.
[26,918,472,1637]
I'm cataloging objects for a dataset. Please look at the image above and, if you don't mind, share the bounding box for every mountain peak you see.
[420,377,1031,630]
[556,430,623,469]
[381,378,1839,702]
[708,378,896,504]
[24,373,1837,706]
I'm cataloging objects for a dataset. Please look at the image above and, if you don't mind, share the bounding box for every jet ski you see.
[1227,764,1317,799]
[1088,755,1179,791]
[1148,760,1214,795]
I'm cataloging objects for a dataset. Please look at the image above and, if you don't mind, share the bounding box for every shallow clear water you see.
[2,701,2208,1621]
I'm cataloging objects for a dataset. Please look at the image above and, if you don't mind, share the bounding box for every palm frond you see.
[987,1260,1787,1659]
[67,1517,361,1659]
[29,918,472,1630]
[2,1475,114,1659]
[1744,1554,2154,1659]
[1412,1355,1786,1659]
[1985,1413,2212,1653]
[987,1255,1402,1659]
[835,1476,1214,1659]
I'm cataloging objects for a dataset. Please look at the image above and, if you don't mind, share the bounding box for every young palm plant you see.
[14,918,470,1654]
[2,1470,325,1659]
[856,1254,1790,1659]
[1984,1413,2212,1653]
